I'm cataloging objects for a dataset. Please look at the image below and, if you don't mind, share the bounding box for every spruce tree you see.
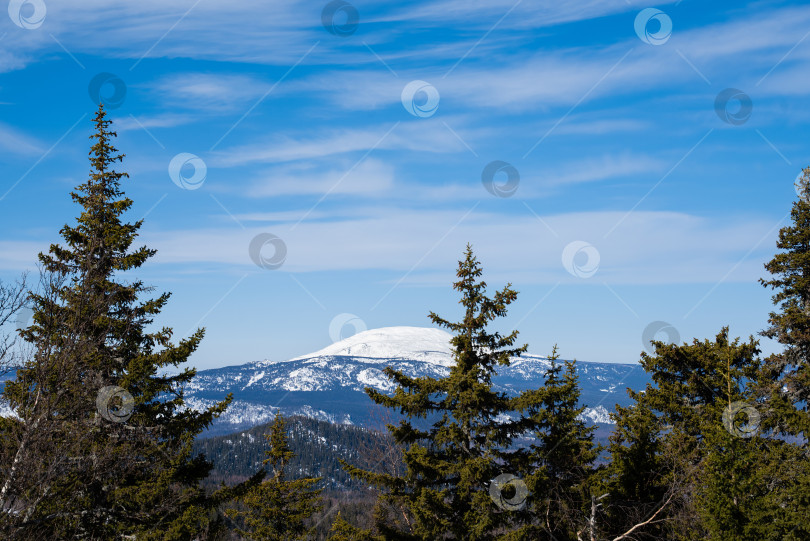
[508,347,598,540]
[596,398,669,540]
[0,105,235,539]
[229,412,323,540]
[600,329,799,540]
[757,164,810,538]
[760,167,810,435]
[344,245,528,540]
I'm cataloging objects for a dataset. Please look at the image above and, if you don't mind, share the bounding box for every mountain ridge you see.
[186,326,650,436]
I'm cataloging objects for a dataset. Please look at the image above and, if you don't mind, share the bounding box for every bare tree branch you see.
[0,273,28,373]
[611,491,675,541]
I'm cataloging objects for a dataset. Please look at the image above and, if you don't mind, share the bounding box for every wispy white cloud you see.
[2,0,807,124]
[372,0,675,30]
[0,241,44,270]
[275,49,679,116]
[275,4,810,117]
[0,123,44,156]
[0,0,675,72]
[674,4,810,64]
[542,153,666,186]
[115,209,779,285]
[247,158,395,197]
[2,0,318,69]
[210,121,467,167]
[234,210,336,222]
[145,73,273,113]
[114,112,197,132]
[553,117,650,135]
[210,145,667,202]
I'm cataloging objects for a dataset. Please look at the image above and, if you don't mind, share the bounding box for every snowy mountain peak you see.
[288,326,454,366]
[185,326,651,435]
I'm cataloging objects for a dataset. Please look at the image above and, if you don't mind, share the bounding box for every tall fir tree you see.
[0,105,240,539]
[599,328,802,540]
[507,347,599,540]
[229,412,323,540]
[595,396,670,540]
[757,164,810,538]
[760,167,810,436]
[344,245,528,540]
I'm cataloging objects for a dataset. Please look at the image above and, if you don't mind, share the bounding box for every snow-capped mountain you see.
[187,326,650,435]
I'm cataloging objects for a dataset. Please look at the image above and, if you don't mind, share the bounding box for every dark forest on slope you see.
[194,416,397,492]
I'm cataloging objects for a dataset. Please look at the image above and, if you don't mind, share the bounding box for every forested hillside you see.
[195,416,396,539]
[194,416,396,491]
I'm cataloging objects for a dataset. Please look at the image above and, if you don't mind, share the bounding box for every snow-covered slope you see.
[187,326,650,435]
[288,326,454,366]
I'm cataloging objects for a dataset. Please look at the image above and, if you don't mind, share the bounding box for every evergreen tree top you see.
[40,105,151,280]
[265,412,295,477]
[761,167,810,350]
[429,244,527,373]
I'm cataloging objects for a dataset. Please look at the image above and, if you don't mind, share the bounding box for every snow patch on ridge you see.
[244,371,265,389]
[357,368,395,391]
[579,405,614,425]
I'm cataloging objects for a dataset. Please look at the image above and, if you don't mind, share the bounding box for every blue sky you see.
[0,0,808,370]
